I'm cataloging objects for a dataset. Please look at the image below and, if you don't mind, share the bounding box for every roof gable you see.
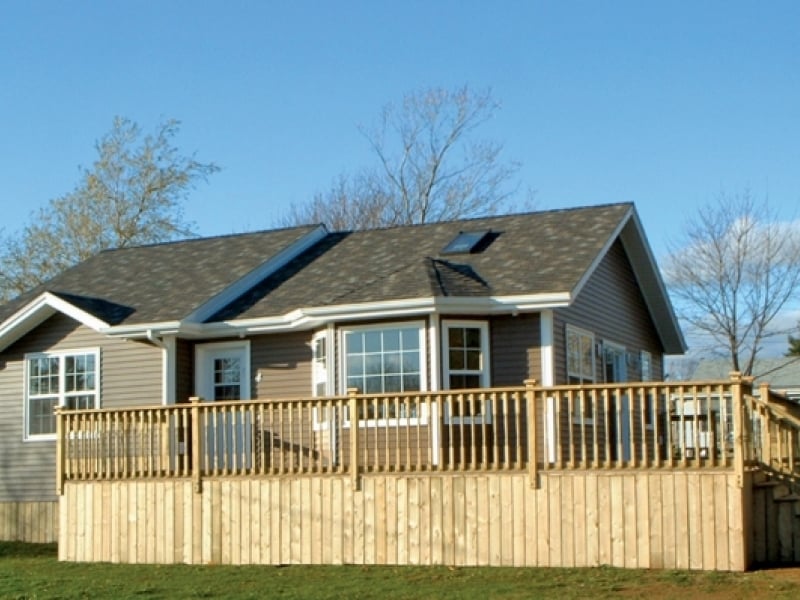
[0,224,325,347]
[0,292,110,352]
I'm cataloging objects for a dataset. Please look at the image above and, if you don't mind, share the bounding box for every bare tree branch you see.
[664,191,800,375]
[0,117,219,300]
[280,85,520,230]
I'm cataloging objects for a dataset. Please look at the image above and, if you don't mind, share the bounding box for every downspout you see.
[147,329,177,405]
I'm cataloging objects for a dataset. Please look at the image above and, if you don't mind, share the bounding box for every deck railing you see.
[744,382,800,481]
[55,374,796,492]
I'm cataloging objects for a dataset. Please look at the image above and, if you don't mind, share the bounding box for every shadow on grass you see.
[0,541,57,558]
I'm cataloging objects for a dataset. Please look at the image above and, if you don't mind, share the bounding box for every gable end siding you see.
[0,313,161,502]
[554,239,664,383]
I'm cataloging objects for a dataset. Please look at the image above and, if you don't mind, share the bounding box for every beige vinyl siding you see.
[554,239,664,384]
[489,314,541,386]
[251,332,313,399]
[0,313,162,502]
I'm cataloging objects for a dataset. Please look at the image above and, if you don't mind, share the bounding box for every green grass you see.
[1,543,799,599]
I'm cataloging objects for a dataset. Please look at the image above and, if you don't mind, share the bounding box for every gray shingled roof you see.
[210,203,634,320]
[0,203,649,333]
[0,225,320,325]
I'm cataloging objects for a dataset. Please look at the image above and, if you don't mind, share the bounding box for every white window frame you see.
[339,321,428,428]
[566,325,595,384]
[23,347,100,441]
[566,326,596,425]
[442,320,492,425]
[311,328,337,432]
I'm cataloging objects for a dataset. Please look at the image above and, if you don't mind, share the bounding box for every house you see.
[18,202,784,569]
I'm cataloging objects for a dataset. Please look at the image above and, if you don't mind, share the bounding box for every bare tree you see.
[0,117,219,301]
[282,85,519,230]
[664,191,800,376]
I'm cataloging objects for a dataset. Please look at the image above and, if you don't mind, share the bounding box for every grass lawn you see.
[1,542,799,599]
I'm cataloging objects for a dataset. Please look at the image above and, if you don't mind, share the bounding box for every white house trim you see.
[540,310,554,387]
[0,292,111,352]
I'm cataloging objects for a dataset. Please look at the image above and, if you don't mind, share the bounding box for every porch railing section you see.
[55,375,790,493]
[744,382,800,481]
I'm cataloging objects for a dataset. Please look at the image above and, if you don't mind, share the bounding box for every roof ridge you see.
[330,202,634,235]
[97,223,323,254]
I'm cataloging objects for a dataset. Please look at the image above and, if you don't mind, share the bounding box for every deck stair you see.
[749,388,800,565]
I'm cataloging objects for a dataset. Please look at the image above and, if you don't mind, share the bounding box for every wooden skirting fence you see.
[54,374,800,569]
[0,501,58,543]
[59,470,747,570]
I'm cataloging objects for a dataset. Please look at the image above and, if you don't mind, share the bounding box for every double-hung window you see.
[25,349,100,440]
[442,320,491,424]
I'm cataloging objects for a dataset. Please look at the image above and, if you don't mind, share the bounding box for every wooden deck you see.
[55,375,800,569]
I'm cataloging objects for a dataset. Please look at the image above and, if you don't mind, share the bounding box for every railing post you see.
[348,388,360,491]
[730,372,748,488]
[525,379,539,488]
[190,397,203,493]
[55,406,65,496]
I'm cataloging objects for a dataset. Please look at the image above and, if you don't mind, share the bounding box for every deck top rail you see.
[55,374,794,492]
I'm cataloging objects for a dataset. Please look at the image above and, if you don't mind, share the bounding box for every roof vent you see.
[441,230,492,255]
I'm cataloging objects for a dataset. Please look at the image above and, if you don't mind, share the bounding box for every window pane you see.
[466,350,481,370]
[364,354,382,376]
[465,328,481,348]
[364,376,383,394]
[364,331,381,353]
[449,349,464,370]
[29,397,57,435]
[383,352,401,374]
[66,395,95,410]
[383,329,400,351]
[402,374,420,391]
[347,355,364,377]
[448,327,464,347]
[402,352,420,372]
[401,328,419,350]
[346,375,361,391]
[346,332,363,353]
[214,385,240,401]
[384,375,401,393]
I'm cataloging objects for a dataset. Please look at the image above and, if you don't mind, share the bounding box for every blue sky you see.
[1,0,798,264]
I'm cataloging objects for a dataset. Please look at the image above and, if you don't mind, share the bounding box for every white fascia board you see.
[184,225,328,324]
[196,293,573,337]
[104,321,184,339]
[103,292,573,340]
[0,292,111,352]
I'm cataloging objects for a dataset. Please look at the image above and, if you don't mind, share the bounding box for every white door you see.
[195,342,251,402]
[195,342,252,469]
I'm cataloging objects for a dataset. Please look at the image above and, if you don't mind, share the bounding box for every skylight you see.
[441,231,491,255]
